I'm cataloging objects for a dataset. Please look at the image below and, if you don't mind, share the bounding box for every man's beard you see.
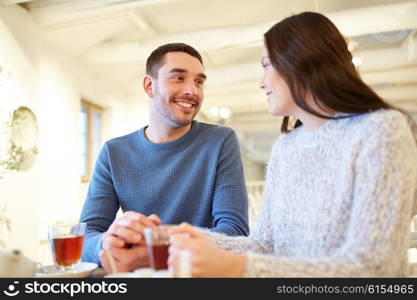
[153,85,199,128]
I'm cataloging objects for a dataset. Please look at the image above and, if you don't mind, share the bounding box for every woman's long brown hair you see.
[264,12,395,133]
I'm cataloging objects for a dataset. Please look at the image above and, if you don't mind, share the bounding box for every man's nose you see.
[183,81,198,96]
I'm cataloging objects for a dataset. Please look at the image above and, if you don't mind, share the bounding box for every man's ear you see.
[143,75,154,98]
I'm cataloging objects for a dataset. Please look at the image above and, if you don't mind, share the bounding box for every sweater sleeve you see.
[209,129,249,236]
[79,143,120,265]
[242,113,417,277]
[204,230,272,255]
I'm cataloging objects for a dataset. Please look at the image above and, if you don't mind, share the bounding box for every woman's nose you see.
[259,80,266,90]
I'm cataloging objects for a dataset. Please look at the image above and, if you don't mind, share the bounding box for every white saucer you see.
[35,262,98,278]
[104,268,173,278]
[133,268,173,278]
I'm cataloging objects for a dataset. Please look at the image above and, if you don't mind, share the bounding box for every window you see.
[80,100,103,182]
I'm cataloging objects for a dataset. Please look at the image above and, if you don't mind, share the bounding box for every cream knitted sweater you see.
[209,109,417,277]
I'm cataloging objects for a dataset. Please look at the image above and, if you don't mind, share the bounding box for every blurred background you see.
[0,0,416,264]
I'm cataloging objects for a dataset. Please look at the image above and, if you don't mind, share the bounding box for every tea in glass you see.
[144,226,170,270]
[48,222,86,272]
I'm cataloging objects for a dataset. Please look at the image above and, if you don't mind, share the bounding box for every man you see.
[80,43,249,272]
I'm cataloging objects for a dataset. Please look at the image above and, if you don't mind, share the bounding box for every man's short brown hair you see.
[146,43,204,78]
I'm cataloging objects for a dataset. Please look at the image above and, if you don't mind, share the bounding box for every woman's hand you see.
[168,223,246,277]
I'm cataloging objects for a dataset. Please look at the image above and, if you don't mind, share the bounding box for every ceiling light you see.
[209,107,219,117]
[219,108,231,119]
[352,56,362,67]
[347,40,358,52]
[208,106,231,124]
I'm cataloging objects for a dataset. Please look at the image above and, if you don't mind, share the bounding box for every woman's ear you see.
[143,75,154,98]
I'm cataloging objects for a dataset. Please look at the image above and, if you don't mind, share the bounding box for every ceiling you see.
[7,0,417,163]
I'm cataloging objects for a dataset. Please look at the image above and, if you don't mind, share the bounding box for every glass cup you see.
[144,226,171,270]
[175,249,191,278]
[48,222,86,273]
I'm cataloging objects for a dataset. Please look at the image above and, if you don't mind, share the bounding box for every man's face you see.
[146,51,206,128]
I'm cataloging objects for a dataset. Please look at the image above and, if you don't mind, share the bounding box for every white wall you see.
[0,5,149,263]
[38,47,81,229]
[0,5,41,262]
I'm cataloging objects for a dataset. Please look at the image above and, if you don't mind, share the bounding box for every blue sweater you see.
[80,121,249,264]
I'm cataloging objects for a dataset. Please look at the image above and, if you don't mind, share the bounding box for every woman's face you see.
[259,47,298,117]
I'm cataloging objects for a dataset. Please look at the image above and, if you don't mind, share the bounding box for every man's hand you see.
[99,244,149,273]
[103,212,161,247]
[100,212,161,273]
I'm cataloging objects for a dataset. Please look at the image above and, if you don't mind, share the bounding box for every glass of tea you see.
[48,222,86,273]
[144,226,171,270]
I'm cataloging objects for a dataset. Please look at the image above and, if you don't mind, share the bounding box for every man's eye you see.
[195,80,204,86]
[173,76,183,81]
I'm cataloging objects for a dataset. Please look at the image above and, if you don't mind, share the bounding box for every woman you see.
[168,12,417,277]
